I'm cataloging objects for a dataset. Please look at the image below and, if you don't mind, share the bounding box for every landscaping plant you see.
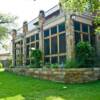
[76,41,96,67]
[30,49,42,68]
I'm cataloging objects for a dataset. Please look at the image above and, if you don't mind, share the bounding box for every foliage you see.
[0,13,17,50]
[50,63,59,68]
[30,49,42,68]
[60,0,100,33]
[65,59,79,68]
[0,62,3,68]
[7,58,13,68]
[60,0,100,12]
[76,41,96,67]
[0,72,100,99]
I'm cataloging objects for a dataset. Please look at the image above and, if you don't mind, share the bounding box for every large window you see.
[51,36,57,54]
[59,33,66,53]
[58,22,65,32]
[51,26,57,35]
[74,21,93,45]
[44,39,50,55]
[43,22,67,64]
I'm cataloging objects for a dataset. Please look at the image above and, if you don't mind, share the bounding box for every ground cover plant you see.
[0,70,100,100]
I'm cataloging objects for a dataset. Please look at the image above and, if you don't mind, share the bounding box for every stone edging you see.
[5,68,100,83]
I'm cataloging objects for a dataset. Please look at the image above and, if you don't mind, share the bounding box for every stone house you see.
[11,5,100,67]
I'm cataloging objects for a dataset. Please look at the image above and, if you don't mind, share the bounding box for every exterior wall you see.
[12,6,94,67]
[0,53,11,67]
[96,35,100,57]
[5,68,100,83]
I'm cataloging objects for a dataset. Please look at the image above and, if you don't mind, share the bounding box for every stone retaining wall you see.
[5,68,100,83]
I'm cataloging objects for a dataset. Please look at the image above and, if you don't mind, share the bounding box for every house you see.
[0,53,11,67]
[11,4,100,67]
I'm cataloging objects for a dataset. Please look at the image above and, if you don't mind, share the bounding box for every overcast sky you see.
[0,0,59,53]
[0,0,59,27]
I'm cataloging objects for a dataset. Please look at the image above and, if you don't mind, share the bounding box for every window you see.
[44,39,50,55]
[26,45,30,57]
[83,34,89,42]
[51,26,57,35]
[59,56,66,64]
[51,56,58,64]
[26,59,30,65]
[26,37,30,43]
[82,23,88,33]
[59,33,66,53]
[90,34,95,47]
[44,57,50,63]
[58,22,65,32]
[44,29,49,37]
[31,35,35,42]
[90,25,94,33]
[74,32,81,45]
[36,42,39,49]
[36,34,39,40]
[51,36,58,54]
[31,43,35,48]
[74,21,80,31]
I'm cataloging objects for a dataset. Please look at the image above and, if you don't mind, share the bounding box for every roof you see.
[17,5,60,35]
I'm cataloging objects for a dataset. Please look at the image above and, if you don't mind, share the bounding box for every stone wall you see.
[5,68,100,83]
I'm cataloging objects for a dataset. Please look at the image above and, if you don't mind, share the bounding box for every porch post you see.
[11,29,17,67]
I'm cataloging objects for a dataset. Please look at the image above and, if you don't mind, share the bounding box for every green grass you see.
[0,71,100,100]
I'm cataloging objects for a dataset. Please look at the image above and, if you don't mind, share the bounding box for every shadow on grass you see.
[0,71,67,100]
[0,71,100,100]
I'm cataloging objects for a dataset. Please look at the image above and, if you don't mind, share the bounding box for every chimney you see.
[39,10,45,29]
[23,21,28,33]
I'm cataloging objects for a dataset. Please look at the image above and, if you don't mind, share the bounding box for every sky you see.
[0,0,59,54]
[0,0,59,27]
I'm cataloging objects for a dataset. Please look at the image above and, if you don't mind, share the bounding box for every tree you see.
[0,13,17,49]
[60,0,100,33]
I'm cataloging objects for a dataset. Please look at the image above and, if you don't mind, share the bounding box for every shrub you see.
[65,59,79,68]
[0,62,3,68]
[7,58,13,67]
[76,41,96,67]
[30,49,42,68]
[50,63,59,68]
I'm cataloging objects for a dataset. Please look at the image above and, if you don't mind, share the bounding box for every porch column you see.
[23,21,28,66]
[38,10,45,62]
[11,29,17,67]
[66,15,75,60]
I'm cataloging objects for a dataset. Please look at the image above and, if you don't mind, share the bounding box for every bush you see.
[30,49,42,68]
[76,41,96,67]
[50,63,59,68]
[65,59,79,68]
[0,62,3,68]
[7,58,13,67]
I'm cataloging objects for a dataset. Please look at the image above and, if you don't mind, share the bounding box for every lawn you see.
[0,70,100,100]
